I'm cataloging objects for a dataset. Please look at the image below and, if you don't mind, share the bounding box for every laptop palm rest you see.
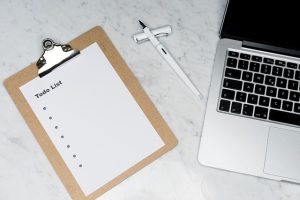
[264,127,300,181]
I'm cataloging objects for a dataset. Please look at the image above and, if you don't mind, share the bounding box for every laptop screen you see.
[221,0,300,51]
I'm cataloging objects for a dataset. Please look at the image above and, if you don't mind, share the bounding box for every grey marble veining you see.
[0,0,299,199]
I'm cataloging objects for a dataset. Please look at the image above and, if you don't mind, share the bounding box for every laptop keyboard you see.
[218,49,300,127]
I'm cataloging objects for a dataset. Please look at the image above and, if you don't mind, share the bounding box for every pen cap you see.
[133,25,172,44]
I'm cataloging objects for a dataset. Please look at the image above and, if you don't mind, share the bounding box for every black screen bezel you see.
[220,0,300,52]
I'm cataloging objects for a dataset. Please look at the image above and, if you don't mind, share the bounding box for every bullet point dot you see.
[55,126,58,129]
[79,164,82,168]
[49,117,52,120]
[73,155,76,158]
[67,145,70,148]
[61,135,64,139]
[43,107,46,110]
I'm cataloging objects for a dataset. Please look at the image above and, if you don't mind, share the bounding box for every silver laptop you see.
[198,0,300,183]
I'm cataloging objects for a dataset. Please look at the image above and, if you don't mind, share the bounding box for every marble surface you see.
[0,0,300,199]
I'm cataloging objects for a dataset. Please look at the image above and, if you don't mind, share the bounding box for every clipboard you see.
[4,26,177,200]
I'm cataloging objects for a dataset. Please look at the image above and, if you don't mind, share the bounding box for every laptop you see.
[198,0,300,183]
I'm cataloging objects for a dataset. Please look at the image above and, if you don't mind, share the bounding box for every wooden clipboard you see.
[4,26,177,200]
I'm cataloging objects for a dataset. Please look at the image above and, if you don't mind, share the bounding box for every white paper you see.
[20,43,165,195]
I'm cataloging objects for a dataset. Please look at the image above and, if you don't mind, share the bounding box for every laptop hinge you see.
[242,40,300,58]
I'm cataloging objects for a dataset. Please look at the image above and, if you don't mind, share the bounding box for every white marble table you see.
[1,0,300,199]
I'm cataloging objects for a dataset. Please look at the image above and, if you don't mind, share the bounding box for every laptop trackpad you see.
[264,127,300,181]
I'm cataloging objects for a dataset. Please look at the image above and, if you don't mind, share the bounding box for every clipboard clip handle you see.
[36,38,80,77]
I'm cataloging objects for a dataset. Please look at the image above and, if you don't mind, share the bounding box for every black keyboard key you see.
[294,103,300,113]
[265,75,275,86]
[236,92,247,102]
[289,91,300,101]
[261,64,271,74]
[243,82,254,92]
[272,66,283,76]
[225,68,241,79]
[288,80,299,90]
[276,78,287,88]
[282,101,293,111]
[254,106,268,119]
[223,78,242,90]
[240,53,250,60]
[287,62,297,69]
[238,60,249,70]
[259,96,270,107]
[295,71,300,80]
[253,73,264,83]
[255,84,265,95]
[228,51,239,57]
[275,60,286,66]
[249,62,260,72]
[252,55,262,62]
[227,57,237,68]
[269,109,300,126]
[247,94,258,104]
[242,71,253,81]
[221,89,235,100]
[264,58,274,64]
[283,68,294,79]
[278,89,288,99]
[243,104,254,116]
[266,87,277,97]
[271,98,281,109]
[231,102,242,114]
[219,99,230,112]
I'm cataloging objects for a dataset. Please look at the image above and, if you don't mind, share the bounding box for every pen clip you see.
[133,25,172,44]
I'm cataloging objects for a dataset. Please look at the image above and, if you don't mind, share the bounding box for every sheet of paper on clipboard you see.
[20,42,165,195]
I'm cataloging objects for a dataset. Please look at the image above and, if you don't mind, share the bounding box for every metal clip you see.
[36,38,80,77]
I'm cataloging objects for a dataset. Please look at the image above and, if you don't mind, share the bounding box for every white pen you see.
[139,20,203,99]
